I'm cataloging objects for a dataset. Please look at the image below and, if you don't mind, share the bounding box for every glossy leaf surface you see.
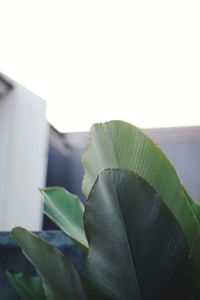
[11,228,87,300]
[84,169,189,300]
[82,120,199,246]
[7,271,46,300]
[41,187,88,253]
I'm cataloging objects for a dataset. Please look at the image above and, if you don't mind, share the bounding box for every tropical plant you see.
[8,120,200,300]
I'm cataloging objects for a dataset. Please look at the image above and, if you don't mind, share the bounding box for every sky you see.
[0,0,200,132]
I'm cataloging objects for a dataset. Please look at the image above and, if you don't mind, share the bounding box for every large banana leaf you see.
[185,232,200,299]
[82,120,199,246]
[84,169,189,300]
[41,187,88,253]
[7,271,46,300]
[11,228,87,300]
[183,187,200,224]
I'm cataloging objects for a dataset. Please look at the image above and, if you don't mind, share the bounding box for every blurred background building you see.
[0,73,200,230]
[0,74,48,230]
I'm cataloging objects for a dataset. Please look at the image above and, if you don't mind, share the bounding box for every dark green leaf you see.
[82,120,199,246]
[183,187,200,224]
[185,232,200,299]
[11,227,87,300]
[41,187,88,253]
[7,271,46,300]
[84,169,189,300]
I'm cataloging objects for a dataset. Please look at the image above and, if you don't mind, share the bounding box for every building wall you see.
[0,75,49,230]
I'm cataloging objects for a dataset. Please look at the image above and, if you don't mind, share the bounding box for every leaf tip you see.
[11,226,27,239]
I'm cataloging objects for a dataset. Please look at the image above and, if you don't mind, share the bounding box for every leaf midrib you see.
[110,175,142,299]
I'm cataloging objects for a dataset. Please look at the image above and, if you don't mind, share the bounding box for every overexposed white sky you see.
[0,0,200,132]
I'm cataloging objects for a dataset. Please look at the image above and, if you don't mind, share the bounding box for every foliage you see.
[8,120,200,300]
[7,271,45,300]
[40,187,88,253]
[82,120,199,246]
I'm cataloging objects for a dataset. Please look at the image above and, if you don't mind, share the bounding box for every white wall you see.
[0,77,49,231]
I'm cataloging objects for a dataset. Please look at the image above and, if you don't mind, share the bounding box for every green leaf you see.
[82,120,199,246]
[183,187,200,224]
[7,271,46,300]
[11,227,87,300]
[41,187,88,253]
[185,232,200,299]
[84,169,189,300]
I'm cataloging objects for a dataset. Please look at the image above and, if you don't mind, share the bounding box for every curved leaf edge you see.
[81,120,200,247]
[40,187,89,253]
